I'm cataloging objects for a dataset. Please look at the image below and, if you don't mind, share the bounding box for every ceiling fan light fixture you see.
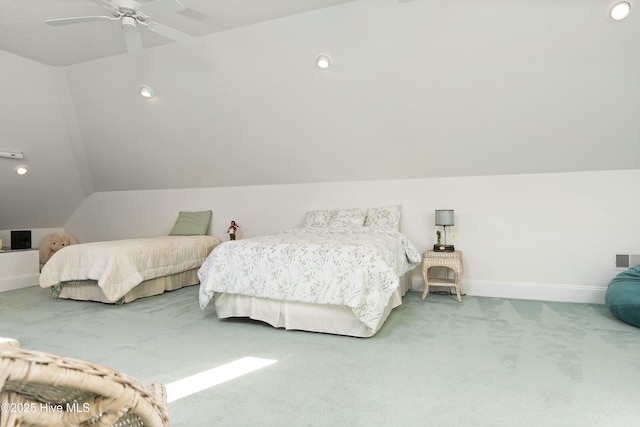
[140,85,154,98]
[609,1,631,21]
[121,16,137,29]
[316,54,331,70]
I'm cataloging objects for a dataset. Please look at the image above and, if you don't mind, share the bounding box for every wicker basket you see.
[0,339,19,349]
[0,348,169,427]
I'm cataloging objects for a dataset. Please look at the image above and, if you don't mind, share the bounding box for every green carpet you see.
[1,285,639,426]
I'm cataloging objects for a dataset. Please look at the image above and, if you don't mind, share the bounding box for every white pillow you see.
[364,205,402,231]
[304,209,335,228]
[328,208,367,228]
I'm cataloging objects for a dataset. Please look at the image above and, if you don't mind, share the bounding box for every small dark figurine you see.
[227,220,239,240]
[436,230,442,245]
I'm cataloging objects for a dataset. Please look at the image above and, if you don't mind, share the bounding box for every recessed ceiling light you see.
[609,1,631,21]
[316,54,331,70]
[140,85,154,98]
[14,165,28,175]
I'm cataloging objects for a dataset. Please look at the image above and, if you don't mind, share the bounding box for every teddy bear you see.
[39,232,78,271]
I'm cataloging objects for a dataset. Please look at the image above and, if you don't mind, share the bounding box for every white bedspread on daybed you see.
[198,227,421,334]
[40,235,221,302]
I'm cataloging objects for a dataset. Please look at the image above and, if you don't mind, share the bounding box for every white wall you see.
[65,169,640,304]
[4,0,640,232]
[0,51,88,230]
[60,0,640,194]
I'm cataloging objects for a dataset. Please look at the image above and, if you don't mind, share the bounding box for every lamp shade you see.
[435,210,454,226]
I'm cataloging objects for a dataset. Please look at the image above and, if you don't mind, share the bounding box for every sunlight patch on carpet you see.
[165,357,277,402]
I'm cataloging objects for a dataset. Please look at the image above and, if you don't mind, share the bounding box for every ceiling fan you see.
[45,0,203,54]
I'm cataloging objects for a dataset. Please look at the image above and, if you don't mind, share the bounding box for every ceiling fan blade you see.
[122,24,144,53]
[146,21,203,47]
[177,7,213,23]
[45,16,116,26]
[138,0,185,17]
[89,0,120,13]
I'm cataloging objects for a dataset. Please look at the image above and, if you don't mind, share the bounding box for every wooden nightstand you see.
[421,250,464,303]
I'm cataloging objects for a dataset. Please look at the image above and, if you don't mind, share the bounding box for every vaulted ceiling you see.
[0,0,354,66]
[1,0,639,229]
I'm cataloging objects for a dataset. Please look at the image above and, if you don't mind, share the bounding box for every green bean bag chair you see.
[605,264,640,328]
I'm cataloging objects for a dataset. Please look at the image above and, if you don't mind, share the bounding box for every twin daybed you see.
[198,205,421,337]
[39,211,220,304]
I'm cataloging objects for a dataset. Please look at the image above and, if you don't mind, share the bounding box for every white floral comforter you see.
[198,227,421,331]
[40,236,221,302]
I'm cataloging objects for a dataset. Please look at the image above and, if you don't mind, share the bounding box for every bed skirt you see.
[213,272,413,337]
[52,268,200,304]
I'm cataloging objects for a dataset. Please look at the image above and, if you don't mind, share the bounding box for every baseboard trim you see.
[410,276,607,304]
[463,279,607,304]
[0,273,40,293]
[3,275,610,304]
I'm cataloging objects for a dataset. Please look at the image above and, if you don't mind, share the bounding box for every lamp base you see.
[433,244,455,252]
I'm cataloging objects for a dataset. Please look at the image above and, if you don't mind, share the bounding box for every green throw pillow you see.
[169,210,212,236]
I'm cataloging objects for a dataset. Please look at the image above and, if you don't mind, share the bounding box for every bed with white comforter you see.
[40,235,221,304]
[198,227,421,337]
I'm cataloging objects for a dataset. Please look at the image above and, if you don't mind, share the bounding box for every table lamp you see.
[434,209,455,252]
